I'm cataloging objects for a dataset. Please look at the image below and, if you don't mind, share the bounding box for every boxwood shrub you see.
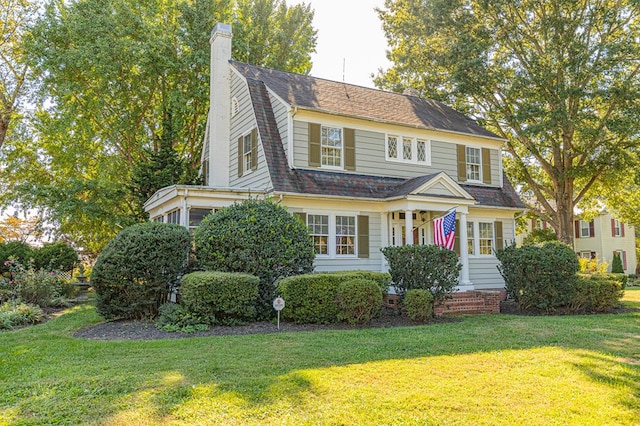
[570,273,625,313]
[91,222,191,319]
[403,289,434,322]
[337,278,383,325]
[194,199,314,318]
[180,271,259,324]
[329,270,391,296]
[496,241,579,313]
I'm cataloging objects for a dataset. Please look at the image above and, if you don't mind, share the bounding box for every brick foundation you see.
[384,289,507,316]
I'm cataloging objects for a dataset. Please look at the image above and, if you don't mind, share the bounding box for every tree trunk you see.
[556,178,575,247]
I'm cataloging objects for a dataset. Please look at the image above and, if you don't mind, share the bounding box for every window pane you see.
[388,136,398,159]
[417,140,426,162]
[466,147,481,181]
[403,137,412,160]
[321,127,342,166]
[479,222,493,255]
[336,216,355,255]
[308,215,329,255]
[467,222,474,255]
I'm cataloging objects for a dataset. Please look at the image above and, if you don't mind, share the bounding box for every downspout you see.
[287,106,298,168]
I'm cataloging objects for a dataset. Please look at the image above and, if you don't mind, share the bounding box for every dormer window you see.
[386,135,430,164]
[466,147,481,181]
[237,128,257,177]
[321,126,342,167]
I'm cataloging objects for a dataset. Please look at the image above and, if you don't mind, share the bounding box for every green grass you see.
[1,289,639,425]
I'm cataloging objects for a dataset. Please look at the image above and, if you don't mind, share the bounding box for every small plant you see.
[1,258,75,307]
[578,257,608,274]
[336,278,383,325]
[381,244,460,305]
[571,274,625,313]
[403,289,434,322]
[0,301,44,330]
[611,253,624,273]
[155,302,209,333]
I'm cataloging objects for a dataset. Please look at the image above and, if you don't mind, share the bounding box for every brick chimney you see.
[207,23,232,187]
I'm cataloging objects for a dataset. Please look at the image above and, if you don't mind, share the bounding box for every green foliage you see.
[522,228,557,246]
[376,0,640,244]
[155,302,209,333]
[571,274,625,313]
[403,289,434,322]
[2,0,317,254]
[0,241,33,274]
[91,222,191,320]
[611,253,624,274]
[194,199,314,318]
[277,274,341,324]
[32,242,78,271]
[496,241,579,313]
[578,257,608,274]
[380,245,460,304]
[1,258,74,307]
[180,271,259,325]
[336,279,383,325]
[0,300,44,330]
[329,270,391,296]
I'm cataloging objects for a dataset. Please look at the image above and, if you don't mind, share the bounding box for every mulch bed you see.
[73,312,460,341]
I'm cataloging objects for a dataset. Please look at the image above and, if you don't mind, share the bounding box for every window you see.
[466,147,481,181]
[613,219,622,237]
[467,222,475,255]
[321,126,342,167]
[478,222,494,255]
[189,208,214,229]
[308,214,329,255]
[166,210,181,225]
[231,97,239,117]
[580,220,591,238]
[152,216,163,223]
[336,216,356,255]
[580,251,594,259]
[386,135,429,164]
[243,133,253,173]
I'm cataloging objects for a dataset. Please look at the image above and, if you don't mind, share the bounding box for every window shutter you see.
[453,220,460,256]
[357,215,369,258]
[495,221,503,251]
[574,220,580,238]
[623,251,627,270]
[237,137,243,177]
[294,212,307,225]
[308,123,321,167]
[457,145,466,182]
[344,128,356,171]
[482,148,491,184]
[621,223,625,237]
[589,220,595,238]
[251,128,258,170]
[611,218,616,237]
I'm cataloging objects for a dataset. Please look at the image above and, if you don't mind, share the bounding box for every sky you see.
[284,0,391,88]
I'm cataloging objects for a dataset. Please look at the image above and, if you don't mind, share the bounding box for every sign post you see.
[273,297,285,330]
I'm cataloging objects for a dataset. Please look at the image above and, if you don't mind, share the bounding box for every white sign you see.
[273,297,285,311]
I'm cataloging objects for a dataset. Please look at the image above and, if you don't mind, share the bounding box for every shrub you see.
[2,259,74,307]
[0,241,34,275]
[611,253,624,273]
[155,302,209,333]
[380,245,460,304]
[403,289,434,322]
[194,199,315,318]
[330,270,391,296]
[91,222,191,320]
[278,274,341,324]
[571,273,625,313]
[0,301,44,330]
[578,257,608,274]
[180,271,259,324]
[336,279,383,325]
[33,242,78,272]
[496,241,579,313]
[522,227,557,245]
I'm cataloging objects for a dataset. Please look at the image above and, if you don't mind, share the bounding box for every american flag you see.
[433,209,456,250]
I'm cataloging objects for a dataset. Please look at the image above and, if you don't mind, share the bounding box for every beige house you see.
[519,213,637,274]
[145,23,526,303]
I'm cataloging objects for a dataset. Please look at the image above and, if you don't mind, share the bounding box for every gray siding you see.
[292,120,499,186]
[468,258,504,289]
[268,92,289,157]
[313,213,383,272]
[229,72,272,189]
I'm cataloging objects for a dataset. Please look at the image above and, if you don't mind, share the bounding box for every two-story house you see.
[144,23,526,309]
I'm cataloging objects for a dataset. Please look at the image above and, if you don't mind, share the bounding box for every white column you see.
[380,212,389,271]
[405,210,414,245]
[458,211,473,290]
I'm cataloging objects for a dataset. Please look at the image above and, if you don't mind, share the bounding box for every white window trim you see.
[231,96,239,117]
[467,220,495,258]
[320,125,344,170]
[465,146,483,183]
[580,251,592,259]
[240,129,255,177]
[385,134,431,165]
[580,220,591,238]
[307,212,358,258]
[614,220,622,237]
[307,214,330,257]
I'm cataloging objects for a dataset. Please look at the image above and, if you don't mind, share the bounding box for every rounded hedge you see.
[337,278,383,325]
[180,271,259,324]
[194,199,315,317]
[33,242,79,271]
[91,222,191,319]
[403,289,434,322]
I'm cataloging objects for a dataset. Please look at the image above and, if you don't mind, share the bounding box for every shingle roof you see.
[233,61,501,140]
[245,74,524,209]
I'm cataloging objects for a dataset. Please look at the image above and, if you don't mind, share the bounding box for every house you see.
[518,213,637,274]
[144,23,526,313]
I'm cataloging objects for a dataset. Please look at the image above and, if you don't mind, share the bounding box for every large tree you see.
[376,0,640,244]
[1,0,316,255]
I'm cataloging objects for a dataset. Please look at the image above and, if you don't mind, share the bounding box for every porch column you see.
[380,212,389,271]
[459,211,473,290]
[405,210,414,245]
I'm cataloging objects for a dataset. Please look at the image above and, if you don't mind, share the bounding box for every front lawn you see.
[1,289,639,425]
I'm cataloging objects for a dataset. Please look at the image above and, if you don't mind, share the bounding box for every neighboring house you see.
[517,213,637,274]
[144,23,526,310]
